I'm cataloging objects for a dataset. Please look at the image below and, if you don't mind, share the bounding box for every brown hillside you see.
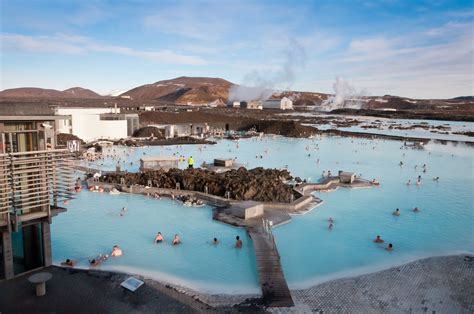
[0,87,104,99]
[120,76,233,104]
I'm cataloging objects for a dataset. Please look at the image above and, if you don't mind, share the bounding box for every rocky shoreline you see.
[98,167,299,203]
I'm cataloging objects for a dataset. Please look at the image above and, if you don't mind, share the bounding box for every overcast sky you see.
[1,0,473,98]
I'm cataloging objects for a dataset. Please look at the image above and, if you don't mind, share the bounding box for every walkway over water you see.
[247,222,294,307]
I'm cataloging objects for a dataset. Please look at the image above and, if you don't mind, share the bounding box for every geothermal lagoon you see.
[52,126,474,294]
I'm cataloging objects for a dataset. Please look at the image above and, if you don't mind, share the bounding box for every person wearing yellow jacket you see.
[187,156,194,169]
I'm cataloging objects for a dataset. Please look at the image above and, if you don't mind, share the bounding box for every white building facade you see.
[55,108,128,142]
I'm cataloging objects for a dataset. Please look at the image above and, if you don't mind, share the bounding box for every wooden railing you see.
[0,149,75,219]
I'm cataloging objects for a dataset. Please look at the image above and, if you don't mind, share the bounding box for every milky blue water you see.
[55,133,474,293]
[52,193,259,293]
[315,116,474,142]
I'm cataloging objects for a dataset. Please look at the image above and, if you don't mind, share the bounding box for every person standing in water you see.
[235,236,242,248]
[155,232,164,243]
[172,234,181,245]
[188,156,194,169]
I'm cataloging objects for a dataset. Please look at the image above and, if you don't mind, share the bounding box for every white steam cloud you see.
[320,77,368,111]
[228,39,306,102]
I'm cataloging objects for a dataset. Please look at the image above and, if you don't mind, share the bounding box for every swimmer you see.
[433,176,440,181]
[172,234,181,245]
[373,235,384,243]
[416,179,421,185]
[155,232,163,243]
[328,217,334,223]
[89,254,108,267]
[385,243,393,251]
[89,259,100,267]
[371,179,380,185]
[235,236,242,248]
[406,180,411,185]
[60,259,75,267]
[392,208,400,216]
[111,245,122,257]
[412,207,420,212]
[212,237,219,245]
[328,223,333,230]
[122,207,127,212]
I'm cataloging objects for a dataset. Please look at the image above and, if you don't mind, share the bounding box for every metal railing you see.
[262,218,280,259]
[0,149,76,218]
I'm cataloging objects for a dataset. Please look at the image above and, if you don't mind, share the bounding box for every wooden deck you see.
[248,224,294,307]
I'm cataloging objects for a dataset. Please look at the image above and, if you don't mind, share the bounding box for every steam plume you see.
[320,77,368,111]
[228,39,305,102]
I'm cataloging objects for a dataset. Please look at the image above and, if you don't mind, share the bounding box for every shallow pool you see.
[52,192,259,294]
[57,134,474,293]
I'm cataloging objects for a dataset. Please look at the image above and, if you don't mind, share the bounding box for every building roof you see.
[140,156,178,162]
[339,171,355,176]
[0,115,71,121]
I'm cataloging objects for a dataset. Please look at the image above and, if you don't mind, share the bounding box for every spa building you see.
[0,116,75,279]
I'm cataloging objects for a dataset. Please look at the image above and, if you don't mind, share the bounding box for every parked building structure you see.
[100,113,139,137]
[246,101,263,110]
[140,156,178,172]
[338,171,356,184]
[55,107,138,142]
[0,116,74,279]
[262,97,293,110]
[148,123,209,139]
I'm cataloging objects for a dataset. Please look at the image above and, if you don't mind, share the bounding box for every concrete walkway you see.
[284,254,474,314]
[248,225,294,307]
[0,267,212,313]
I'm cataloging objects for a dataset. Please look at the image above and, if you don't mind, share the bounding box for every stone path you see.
[283,254,474,313]
[248,225,294,308]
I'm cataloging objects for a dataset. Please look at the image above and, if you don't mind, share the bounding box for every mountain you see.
[120,76,233,105]
[62,87,103,98]
[452,96,474,101]
[0,87,104,99]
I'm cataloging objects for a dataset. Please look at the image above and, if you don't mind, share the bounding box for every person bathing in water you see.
[61,259,75,267]
[392,208,400,216]
[373,235,384,243]
[155,232,163,243]
[111,245,122,257]
[235,236,242,248]
[89,253,109,267]
[172,234,181,245]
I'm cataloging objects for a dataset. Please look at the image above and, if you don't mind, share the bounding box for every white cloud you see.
[349,37,391,52]
[319,21,474,98]
[1,33,86,54]
[1,33,207,66]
